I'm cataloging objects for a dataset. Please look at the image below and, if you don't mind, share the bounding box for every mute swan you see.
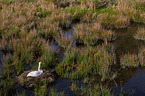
[27,62,43,77]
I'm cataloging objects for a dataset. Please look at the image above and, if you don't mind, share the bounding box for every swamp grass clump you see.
[55,32,75,49]
[97,13,130,28]
[38,17,61,40]
[38,44,59,69]
[49,88,64,96]
[73,23,114,46]
[76,46,114,81]
[55,47,78,78]
[78,0,109,9]
[56,45,114,81]
[0,79,16,96]
[114,0,145,23]
[134,27,145,40]
[50,11,72,29]
[138,48,145,66]
[120,53,139,67]
[1,54,14,78]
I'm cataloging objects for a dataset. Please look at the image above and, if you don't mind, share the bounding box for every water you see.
[110,23,145,95]
[111,68,145,96]
[0,49,3,76]
[50,23,145,96]
[0,23,145,95]
[51,79,83,96]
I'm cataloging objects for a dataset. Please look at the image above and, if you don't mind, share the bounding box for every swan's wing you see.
[27,71,43,77]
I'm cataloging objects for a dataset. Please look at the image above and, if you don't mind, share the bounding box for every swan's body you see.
[27,62,43,77]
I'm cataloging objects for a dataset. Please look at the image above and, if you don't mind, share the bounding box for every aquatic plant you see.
[120,53,139,67]
[73,23,114,46]
[139,48,145,66]
[55,32,75,49]
[114,0,145,23]
[38,17,61,40]
[134,27,145,40]
[55,47,78,78]
[38,43,59,68]
[50,11,72,29]
[0,79,16,96]
[49,88,64,96]
[97,13,130,28]
[71,83,80,92]
[76,46,114,81]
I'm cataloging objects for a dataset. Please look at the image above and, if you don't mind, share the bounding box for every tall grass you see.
[114,0,145,23]
[134,27,145,40]
[73,23,114,46]
[97,13,130,28]
[55,47,78,78]
[120,53,139,67]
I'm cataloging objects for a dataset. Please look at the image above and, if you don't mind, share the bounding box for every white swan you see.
[27,62,43,77]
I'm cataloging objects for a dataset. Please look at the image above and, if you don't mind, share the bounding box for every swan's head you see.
[39,62,42,64]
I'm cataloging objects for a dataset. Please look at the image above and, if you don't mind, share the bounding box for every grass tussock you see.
[114,0,145,23]
[56,45,114,81]
[139,48,145,66]
[38,17,61,40]
[97,13,130,28]
[73,23,114,46]
[120,53,139,67]
[134,27,145,40]
[55,32,75,49]
[50,11,72,29]
[38,43,59,68]
[55,47,78,78]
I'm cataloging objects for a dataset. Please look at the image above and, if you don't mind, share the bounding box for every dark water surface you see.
[110,23,145,95]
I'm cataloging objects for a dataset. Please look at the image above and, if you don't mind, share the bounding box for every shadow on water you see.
[51,79,84,96]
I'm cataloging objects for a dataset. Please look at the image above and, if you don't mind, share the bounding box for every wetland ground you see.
[0,0,145,96]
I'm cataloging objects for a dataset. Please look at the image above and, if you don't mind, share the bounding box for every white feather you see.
[27,62,43,77]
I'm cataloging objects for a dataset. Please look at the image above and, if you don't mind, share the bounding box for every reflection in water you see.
[111,68,145,96]
[51,79,83,96]
[111,23,145,95]
[0,50,3,76]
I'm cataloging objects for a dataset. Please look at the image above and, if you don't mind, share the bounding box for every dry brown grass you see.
[134,27,145,40]
[120,53,139,67]
[73,23,114,46]
[50,11,72,29]
[114,0,145,23]
[97,13,130,28]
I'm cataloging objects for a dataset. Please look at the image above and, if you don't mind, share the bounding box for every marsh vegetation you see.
[0,0,145,95]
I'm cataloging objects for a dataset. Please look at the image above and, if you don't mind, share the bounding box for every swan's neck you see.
[38,62,41,71]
